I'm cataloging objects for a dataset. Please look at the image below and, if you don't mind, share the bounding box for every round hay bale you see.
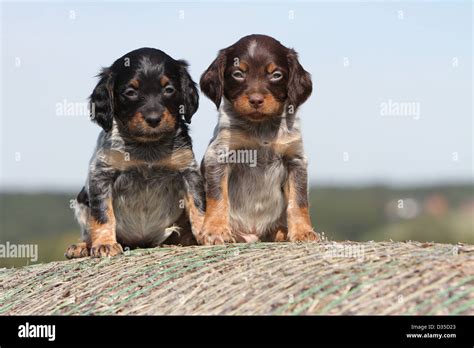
[0,241,473,315]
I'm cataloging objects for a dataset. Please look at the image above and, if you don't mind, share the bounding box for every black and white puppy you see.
[65,48,204,258]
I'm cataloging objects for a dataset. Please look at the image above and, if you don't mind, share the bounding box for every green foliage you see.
[0,184,472,267]
[309,184,473,243]
[0,193,77,240]
[0,193,78,267]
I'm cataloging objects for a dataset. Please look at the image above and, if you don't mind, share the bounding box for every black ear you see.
[287,49,312,112]
[89,68,114,132]
[177,60,199,124]
[199,49,227,109]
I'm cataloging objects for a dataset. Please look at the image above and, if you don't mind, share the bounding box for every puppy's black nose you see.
[145,114,161,128]
[249,93,264,108]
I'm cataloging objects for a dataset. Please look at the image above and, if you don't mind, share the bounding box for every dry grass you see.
[0,241,473,315]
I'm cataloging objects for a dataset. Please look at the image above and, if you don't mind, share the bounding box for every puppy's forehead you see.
[137,56,165,77]
[112,50,177,83]
[247,39,258,58]
[229,36,288,67]
[136,56,181,84]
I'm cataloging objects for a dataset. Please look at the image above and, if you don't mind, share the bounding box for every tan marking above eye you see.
[266,63,277,74]
[129,79,140,88]
[238,61,249,72]
[160,76,170,87]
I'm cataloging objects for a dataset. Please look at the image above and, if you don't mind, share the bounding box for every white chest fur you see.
[112,168,185,246]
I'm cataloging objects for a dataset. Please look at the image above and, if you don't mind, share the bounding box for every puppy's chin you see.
[132,133,164,142]
[233,106,284,122]
[123,117,177,142]
[239,111,280,122]
[120,126,171,143]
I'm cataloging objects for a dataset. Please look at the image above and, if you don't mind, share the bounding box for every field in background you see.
[0,184,473,267]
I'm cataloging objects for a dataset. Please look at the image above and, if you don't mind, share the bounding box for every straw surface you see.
[1,241,473,315]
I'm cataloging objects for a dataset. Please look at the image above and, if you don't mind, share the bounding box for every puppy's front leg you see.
[182,161,206,240]
[285,156,320,242]
[88,173,123,257]
[199,154,235,245]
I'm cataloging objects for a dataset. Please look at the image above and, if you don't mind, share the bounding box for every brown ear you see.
[287,49,312,112]
[200,49,227,109]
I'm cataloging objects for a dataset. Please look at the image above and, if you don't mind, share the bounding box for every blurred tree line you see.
[1,184,472,267]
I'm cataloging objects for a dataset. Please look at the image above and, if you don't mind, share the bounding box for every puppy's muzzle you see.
[144,112,162,128]
[248,93,264,109]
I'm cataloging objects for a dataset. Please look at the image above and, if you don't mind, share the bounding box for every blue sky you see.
[1,0,472,190]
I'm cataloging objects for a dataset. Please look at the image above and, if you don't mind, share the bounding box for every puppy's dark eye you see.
[123,88,138,99]
[163,85,176,96]
[232,71,245,80]
[270,71,283,81]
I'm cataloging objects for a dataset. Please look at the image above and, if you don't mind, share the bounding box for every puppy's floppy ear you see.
[287,49,312,111]
[200,49,227,109]
[177,60,199,124]
[89,68,114,132]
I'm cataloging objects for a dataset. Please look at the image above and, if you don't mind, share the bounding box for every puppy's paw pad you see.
[289,230,320,242]
[198,227,236,245]
[90,242,123,257]
[65,243,90,259]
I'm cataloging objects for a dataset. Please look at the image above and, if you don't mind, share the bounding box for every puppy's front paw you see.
[65,242,90,259]
[198,225,236,245]
[289,228,320,242]
[90,242,123,257]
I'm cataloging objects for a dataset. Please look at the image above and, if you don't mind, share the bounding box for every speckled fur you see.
[204,99,304,241]
[76,121,203,248]
[67,48,203,258]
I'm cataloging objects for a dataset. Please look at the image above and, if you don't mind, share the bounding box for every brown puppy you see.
[198,34,319,245]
